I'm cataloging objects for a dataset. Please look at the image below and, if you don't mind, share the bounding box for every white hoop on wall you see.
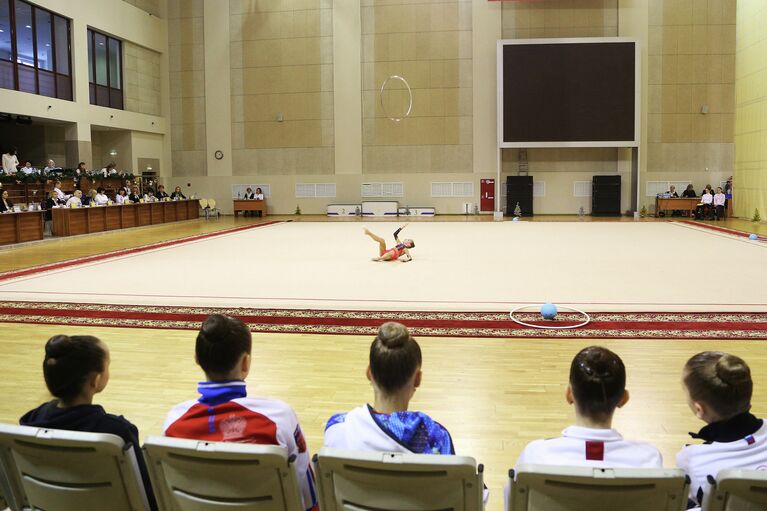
[509,305,591,330]
[380,75,413,123]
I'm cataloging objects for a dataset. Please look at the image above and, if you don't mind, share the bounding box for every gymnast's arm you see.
[393,225,406,242]
[401,248,412,262]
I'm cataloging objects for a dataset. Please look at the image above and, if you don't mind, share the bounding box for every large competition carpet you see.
[1,221,766,338]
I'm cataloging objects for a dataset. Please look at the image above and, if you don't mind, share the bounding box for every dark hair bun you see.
[45,335,73,359]
[684,351,753,419]
[377,322,409,349]
[369,322,422,395]
[195,314,252,377]
[42,335,106,402]
[715,354,751,385]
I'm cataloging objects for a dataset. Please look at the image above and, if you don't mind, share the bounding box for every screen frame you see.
[497,37,641,149]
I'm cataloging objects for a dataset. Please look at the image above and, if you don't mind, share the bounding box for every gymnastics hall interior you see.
[2,1,767,510]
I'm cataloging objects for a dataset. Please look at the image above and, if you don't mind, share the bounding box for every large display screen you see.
[499,40,638,147]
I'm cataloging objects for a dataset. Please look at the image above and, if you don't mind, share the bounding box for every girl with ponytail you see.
[677,352,766,508]
[323,322,454,454]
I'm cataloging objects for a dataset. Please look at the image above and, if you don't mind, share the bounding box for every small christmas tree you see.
[640,205,647,218]
[578,206,585,217]
[514,202,522,217]
[754,208,762,222]
[295,204,302,215]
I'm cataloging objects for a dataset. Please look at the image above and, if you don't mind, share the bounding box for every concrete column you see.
[203,1,232,176]
[332,0,362,174]
[64,121,92,169]
[472,0,502,175]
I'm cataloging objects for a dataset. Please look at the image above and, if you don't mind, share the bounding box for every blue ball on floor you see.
[749,234,758,240]
[512,217,520,222]
[540,303,558,320]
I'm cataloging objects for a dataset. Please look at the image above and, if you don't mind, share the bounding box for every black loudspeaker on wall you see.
[591,175,621,216]
[506,176,533,216]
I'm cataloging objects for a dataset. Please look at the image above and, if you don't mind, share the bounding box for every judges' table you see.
[233,199,267,217]
[52,200,200,237]
[0,210,44,245]
[655,197,700,216]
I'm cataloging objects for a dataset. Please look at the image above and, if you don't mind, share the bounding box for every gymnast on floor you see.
[364,225,415,262]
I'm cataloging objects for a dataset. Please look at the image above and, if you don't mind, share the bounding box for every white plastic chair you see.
[143,436,304,511]
[206,198,220,219]
[0,423,150,511]
[702,469,767,511]
[508,464,689,511]
[312,448,484,511]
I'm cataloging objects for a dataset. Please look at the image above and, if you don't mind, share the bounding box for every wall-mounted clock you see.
[214,150,224,160]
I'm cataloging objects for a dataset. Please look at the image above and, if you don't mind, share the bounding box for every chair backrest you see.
[198,198,208,209]
[143,436,304,511]
[508,464,688,511]
[0,423,150,511]
[703,469,767,511]
[207,198,216,209]
[312,448,484,511]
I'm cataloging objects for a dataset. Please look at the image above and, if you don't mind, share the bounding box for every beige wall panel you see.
[733,0,767,219]
[231,0,334,174]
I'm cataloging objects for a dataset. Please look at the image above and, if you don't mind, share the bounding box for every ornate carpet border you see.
[1,301,766,339]
[0,221,284,282]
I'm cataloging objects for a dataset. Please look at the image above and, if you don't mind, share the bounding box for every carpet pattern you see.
[1,301,766,339]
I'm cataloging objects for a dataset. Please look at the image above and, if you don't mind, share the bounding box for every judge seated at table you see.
[243,187,254,199]
[129,187,141,203]
[666,185,681,216]
[66,190,83,208]
[682,184,696,198]
[254,187,264,217]
[115,188,127,205]
[52,180,69,201]
[43,191,58,220]
[156,185,169,200]
[94,187,109,205]
[170,186,186,200]
[82,189,99,206]
[144,189,157,203]
[0,190,13,212]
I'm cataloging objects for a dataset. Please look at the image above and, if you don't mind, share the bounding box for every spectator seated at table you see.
[20,161,37,174]
[254,187,265,217]
[696,189,713,220]
[713,187,726,220]
[43,159,60,173]
[0,190,13,212]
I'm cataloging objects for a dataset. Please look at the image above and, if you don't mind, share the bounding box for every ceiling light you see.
[25,25,31,29]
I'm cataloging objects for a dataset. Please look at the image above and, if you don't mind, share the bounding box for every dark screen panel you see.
[502,42,635,143]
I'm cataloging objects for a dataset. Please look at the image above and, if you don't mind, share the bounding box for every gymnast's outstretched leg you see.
[364,228,390,260]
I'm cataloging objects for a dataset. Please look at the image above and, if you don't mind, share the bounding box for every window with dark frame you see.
[87,28,122,109]
[0,0,72,100]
